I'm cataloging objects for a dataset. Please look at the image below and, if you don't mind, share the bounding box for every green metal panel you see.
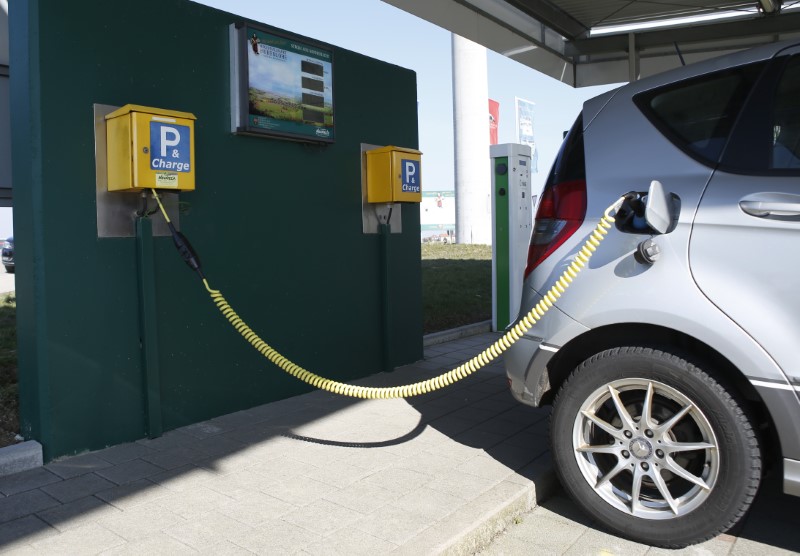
[12,0,422,460]
[494,158,511,329]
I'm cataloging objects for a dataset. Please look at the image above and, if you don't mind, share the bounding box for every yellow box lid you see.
[365,145,422,156]
[105,104,196,121]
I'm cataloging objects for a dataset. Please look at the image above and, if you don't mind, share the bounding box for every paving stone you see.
[164,510,252,550]
[390,486,466,521]
[178,421,227,440]
[217,490,296,527]
[351,504,431,546]
[455,454,515,483]
[475,529,543,555]
[134,430,199,452]
[247,455,319,484]
[99,532,197,555]
[228,519,322,554]
[30,522,126,555]
[202,468,273,500]
[502,513,587,552]
[45,453,113,480]
[95,459,163,485]
[341,448,406,471]
[426,472,497,502]
[322,480,399,514]
[264,475,337,507]
[0,489,60,523]
[0,467,61,496]
[394,450,464,477]
[140,444,208,470]
[196,450,260,476]
[302,526,398,555]
[36,495,121,532]
[40,472,116,504]
[0,515,58,550]
[147,464,218,492]
[155,486,234,519]
[93,443,156,465]
[203,539,256,555]
[192,435,247,458]
[302,460,372,489]
[94,478,173,511]
[563,528,650,556]
[360,465,433,494]
[281,498,364,537]
[97,503,186,541]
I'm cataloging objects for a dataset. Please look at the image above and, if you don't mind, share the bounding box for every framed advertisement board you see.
[230,23,335,143]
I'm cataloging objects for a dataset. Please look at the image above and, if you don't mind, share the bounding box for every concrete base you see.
[0,441,43,477]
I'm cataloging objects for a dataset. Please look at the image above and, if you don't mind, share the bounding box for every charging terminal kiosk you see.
[491,143,532,331]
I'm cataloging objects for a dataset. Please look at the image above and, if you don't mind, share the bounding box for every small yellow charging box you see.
[365,146,422,203]
[106,104,196,192]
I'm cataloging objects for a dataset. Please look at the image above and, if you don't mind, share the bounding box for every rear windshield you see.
[544,114,585,189]
[634,62,766,166]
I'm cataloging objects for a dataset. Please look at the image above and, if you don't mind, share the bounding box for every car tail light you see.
[524,179,586,279]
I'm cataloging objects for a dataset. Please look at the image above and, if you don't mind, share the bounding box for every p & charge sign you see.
[150,121,191,172]
[401,159,420,193]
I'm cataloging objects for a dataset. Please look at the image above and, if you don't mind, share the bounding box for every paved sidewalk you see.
[0,332,557,555]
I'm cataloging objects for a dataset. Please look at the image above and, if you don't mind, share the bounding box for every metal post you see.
[379,222,393,372]
[136,217,163,438]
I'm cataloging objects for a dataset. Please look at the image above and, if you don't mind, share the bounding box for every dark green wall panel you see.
[11,0,422,460]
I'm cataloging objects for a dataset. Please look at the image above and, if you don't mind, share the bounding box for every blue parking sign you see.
[150,121,191,172]
[401,159,420,193]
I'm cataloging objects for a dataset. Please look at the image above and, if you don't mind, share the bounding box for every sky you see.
[192,0,620,198]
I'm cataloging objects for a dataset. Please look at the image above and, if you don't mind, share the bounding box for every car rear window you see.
[635,62,766,166]
[770,56,800,170]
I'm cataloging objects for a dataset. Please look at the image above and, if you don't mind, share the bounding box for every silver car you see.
[505,39,800,547]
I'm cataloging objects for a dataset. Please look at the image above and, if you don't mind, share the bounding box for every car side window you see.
[635,62,765,166]
[770,56,800,170]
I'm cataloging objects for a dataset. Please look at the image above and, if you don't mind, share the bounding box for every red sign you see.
[489,99,499,145]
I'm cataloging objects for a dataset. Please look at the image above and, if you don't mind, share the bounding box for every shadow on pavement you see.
[0,332,554,552]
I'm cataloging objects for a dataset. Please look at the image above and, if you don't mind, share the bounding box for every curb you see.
[0,440,43,477]
[396,457,559,555]
[423,320,493,347]
[444,465,559,556]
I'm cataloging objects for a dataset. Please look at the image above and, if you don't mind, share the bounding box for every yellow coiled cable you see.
[152,189,623,399]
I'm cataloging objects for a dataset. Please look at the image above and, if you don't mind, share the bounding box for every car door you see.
[689,48,800,393]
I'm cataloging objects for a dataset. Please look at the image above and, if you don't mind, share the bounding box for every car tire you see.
[550,347,760,548]
[4,266,12,274]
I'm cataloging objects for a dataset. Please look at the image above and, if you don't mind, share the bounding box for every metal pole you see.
[136,217,163,438]
[379,221,393,372]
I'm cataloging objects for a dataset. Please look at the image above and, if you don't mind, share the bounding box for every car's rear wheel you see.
[4,266,13,274]
[550,347,760,548]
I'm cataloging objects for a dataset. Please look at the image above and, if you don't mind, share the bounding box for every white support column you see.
[452,34,491,244]
[628,32,639,83]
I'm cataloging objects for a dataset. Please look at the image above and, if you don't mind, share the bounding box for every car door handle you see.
[739,192,800,218]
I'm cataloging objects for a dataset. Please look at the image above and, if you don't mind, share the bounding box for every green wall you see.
[11,0,422,460]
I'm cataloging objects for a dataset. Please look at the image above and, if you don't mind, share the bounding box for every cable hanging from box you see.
[151,189,623,399]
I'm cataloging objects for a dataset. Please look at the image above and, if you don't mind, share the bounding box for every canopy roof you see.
[383,0,800,85]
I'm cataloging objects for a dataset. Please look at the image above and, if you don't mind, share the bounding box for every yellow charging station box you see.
[365,146,422,203]
[106,104,196,192]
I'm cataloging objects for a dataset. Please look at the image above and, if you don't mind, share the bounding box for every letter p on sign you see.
[160,126,181,157]
[404,161,416,183]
